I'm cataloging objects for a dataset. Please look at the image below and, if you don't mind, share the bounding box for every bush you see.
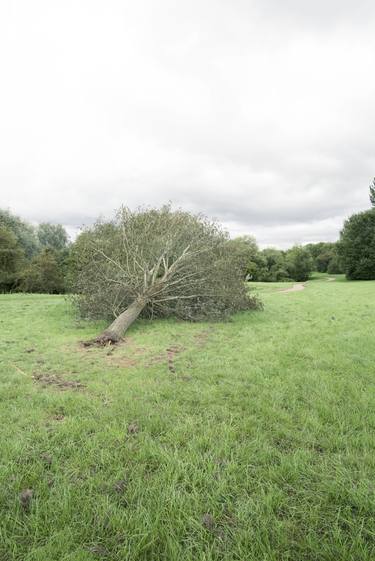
[285,246,313,282]
[338,209,375,280]
[21,249,66,293]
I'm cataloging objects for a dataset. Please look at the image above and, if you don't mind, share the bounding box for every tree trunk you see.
[95,297,147,344]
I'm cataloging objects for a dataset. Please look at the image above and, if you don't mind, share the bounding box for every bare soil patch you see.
[32,373,85,390]
[51,413,65,421]
[127,422,139,435]
[166,345,185,373]
[106,345,147,368]
[19,489,33,511]
[194,327,214,348]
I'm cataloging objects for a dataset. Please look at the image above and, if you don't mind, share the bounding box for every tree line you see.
[1,179,375,296]
[229,237,342,283]
[0,209,69,293]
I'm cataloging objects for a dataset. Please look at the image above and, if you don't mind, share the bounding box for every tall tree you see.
[21,248,66,294]
[73,205,261,344]
[37,223,69,250]
[227,235,259,278]
[0,225,25,291]
[285,246,313,282]
[338,209,375,280]
[0,209,39,257]
[370,177,375,208]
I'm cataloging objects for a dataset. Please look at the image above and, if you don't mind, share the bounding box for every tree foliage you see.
[0,209,39,257]
[0,209,70,293]
[231,244,314,283]
[338,209,375,280]
[227,236,259,278]
[305,242,342,274]
[73,206,261,342]
[285,246,314,282]
[37,223,69,250]
[20,249,66,294]
[0,226,25,292]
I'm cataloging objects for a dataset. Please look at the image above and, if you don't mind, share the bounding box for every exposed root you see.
[82,331,122,348]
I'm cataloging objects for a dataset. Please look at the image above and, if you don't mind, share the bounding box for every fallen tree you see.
[72,205,261,344]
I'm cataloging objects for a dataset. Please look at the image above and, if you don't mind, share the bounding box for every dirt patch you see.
[113,479,127,494]
[194,328,214,348]
[145,352,166,367]
[106,345,147,368]
[51,413,65,421]
[86,545,109,558]
[33,373,85,391]
[166,345,185,373]
[127,422,139,435]
[327,277,336,282]
[278,283,305,293]
[40,453,53,467]
[142,345,186,371]
[19,489,33,511]
[109,356,139,368]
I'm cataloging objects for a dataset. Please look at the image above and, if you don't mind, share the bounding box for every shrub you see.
[338,209,375,280]
[285,246,313,282]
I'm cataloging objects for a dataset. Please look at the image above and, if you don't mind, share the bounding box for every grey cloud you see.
[0,0,374,248]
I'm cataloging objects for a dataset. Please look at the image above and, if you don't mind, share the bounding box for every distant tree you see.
[327,255,342,275]
[21,249,66,293]
[261,248,289,281]
[285,246,314,282]
[0,209,39,257]
[305,242,329,261]
[316,250,335,273]
[338,209,375,280]
[306,242,341,273]
[227,235,259,278]
[241,247,291,282]
[0,226,25,291]
[370,178,375,208]
[73,205,261,344]
[37,223,69,250]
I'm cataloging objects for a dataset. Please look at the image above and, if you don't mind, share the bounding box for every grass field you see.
[1,275,375,561]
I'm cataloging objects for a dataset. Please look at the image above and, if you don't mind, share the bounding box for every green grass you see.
[1,276,375,560]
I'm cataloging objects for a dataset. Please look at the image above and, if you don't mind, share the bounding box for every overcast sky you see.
[0,0,374,247]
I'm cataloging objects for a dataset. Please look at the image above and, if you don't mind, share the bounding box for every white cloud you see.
[0,0,374,246]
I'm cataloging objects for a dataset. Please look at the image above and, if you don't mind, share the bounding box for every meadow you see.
[0,275,375,561]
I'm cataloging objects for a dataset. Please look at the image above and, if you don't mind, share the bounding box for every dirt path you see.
[278,283,305,293]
